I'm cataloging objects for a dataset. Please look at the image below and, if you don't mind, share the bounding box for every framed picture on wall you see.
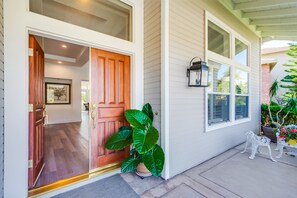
[45,83,71,104]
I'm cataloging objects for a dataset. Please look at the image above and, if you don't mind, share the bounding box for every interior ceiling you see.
[35,36,89,67]
[218,0,297,41]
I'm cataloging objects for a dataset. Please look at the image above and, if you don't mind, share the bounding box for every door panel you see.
[28,35,45,189]
[90,48,130,169]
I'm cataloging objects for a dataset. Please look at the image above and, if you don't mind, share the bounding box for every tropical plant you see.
[104,103,164,176]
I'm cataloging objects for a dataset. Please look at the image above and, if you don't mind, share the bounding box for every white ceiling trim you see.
[218,0,297,41]
[45,53,76,63]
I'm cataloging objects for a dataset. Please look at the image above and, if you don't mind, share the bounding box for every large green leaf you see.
[104,127,133,150]
[121,155,141,173]
[142,145,165,176]
[133,126,159,154]
[142,103,154,122]
[125,110,152,130]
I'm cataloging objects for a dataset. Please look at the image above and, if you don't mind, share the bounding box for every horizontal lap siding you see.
[144,0,161,133]
[168,0,260,177]
[0,0,3,196]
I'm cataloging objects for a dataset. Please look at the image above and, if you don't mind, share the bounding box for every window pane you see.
[208,60,230,93]
[30,0,132,41]
[235,69,248,94]
[208,94,230,125]
[235,39,248,66]
[208,21,230,58]
[235,96,248,119]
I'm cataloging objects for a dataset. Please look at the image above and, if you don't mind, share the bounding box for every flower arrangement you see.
[278,125,297,145]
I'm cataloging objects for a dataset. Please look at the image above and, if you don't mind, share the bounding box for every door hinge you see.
[29,104,33,112]
[28,48,33,57]
[28,160,33,168]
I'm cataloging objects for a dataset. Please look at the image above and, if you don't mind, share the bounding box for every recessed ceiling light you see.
[58,61,62,64]
[61,44,67,48]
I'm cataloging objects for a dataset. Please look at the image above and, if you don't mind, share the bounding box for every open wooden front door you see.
[28,35,45,188]
[90,48,130,169]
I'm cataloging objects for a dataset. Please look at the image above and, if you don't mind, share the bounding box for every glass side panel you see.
[235,96,249,120]
[208,60,230,93]
[208,94,230,125]
[30,0,132,41]
[208,21,230,58]
[235,39,248,66]
[235,69,249,94]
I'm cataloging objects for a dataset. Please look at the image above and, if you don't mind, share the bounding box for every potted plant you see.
[104,103,165,177]
[278,125,297,146]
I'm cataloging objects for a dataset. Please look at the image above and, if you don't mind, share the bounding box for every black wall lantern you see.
[186,57,209,87]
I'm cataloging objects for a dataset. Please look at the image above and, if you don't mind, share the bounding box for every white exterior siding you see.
[0,0,3,196]
[144,0,161,132]
[168,0,260,177]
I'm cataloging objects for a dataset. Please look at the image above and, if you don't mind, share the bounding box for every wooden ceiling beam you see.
[250,17,297,26]
[243,7,297,19]
[234,0,297,10]
[257,25,297,31]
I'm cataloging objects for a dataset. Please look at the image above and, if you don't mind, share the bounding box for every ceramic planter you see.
[135,162,152,177]
[262,126,277,143]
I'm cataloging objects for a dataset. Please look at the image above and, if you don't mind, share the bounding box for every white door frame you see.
[3,0,143,197]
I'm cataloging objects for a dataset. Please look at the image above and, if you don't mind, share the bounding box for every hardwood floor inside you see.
[35,112,89,188]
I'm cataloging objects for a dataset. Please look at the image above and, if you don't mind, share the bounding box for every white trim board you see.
[3,0,144,197]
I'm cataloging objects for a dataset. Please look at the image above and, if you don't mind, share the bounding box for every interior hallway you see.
[35,112,89,187]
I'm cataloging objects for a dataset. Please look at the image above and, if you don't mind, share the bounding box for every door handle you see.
[91,103,97,129]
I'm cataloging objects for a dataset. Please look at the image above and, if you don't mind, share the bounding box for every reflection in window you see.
[235,39,248,66]
[30,0,132,41]
[208,60,230,93]
[208,94,230,125]
[235,69,248,94]
[208,21,230,58]
[235,96,248,119]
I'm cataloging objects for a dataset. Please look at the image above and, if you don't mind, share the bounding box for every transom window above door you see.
[29,0,132,41]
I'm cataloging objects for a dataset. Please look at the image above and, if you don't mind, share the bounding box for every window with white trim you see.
[206,14,250,127]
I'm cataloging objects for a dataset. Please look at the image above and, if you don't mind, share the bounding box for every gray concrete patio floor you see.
[121,143,297,198]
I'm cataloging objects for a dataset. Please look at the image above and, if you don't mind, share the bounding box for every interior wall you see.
[45,61,89,125]
[168,0,260,177]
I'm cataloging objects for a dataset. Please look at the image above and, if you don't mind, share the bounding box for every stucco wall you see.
[168,0,260,177]
[144,0,161,132]
[262,51,290,97]
[0,0,3,196]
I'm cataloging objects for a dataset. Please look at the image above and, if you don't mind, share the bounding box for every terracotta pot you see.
[136,162,152,177]
[262,126,277,143]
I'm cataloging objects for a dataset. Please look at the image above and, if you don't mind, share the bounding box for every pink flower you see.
[279,136,285,139]
[291,128,296,133]
[281,128,286,132]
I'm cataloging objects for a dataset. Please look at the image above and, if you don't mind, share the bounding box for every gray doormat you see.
[52,174,139,198]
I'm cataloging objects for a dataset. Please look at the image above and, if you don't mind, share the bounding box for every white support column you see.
[161,0,170,180]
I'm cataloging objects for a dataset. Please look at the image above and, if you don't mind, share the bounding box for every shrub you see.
[261,103,297,126]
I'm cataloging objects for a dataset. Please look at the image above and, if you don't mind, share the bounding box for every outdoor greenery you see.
[104,103,164,176]
[263,43,297,129]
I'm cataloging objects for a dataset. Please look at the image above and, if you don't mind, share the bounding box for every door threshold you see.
[28,163,121,198]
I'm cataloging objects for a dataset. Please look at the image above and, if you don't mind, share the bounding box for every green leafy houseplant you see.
[104,103,164,176]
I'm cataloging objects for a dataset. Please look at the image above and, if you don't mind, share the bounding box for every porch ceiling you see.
[219,0,297,41]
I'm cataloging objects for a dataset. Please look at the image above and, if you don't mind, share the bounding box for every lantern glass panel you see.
[189,70,201,86]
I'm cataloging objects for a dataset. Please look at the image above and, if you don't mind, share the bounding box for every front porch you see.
[52,143,297,198]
